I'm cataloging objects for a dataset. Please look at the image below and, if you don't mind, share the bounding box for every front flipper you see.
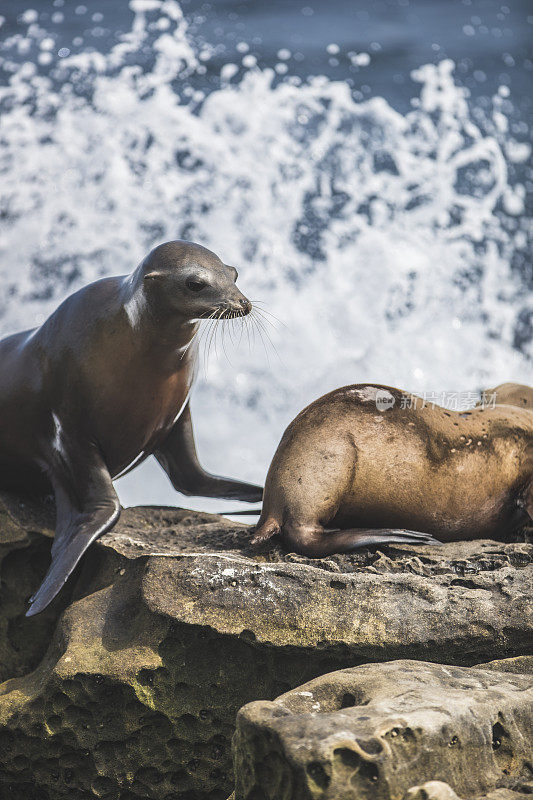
[155,402,263,502]
[26,442,120,617]
[281,522,442,558]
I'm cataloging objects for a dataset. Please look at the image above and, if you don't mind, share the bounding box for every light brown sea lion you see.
[0,240,262,615]
[252,382,533,556]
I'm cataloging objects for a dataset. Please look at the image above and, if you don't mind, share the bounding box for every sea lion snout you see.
[218,292,252,318]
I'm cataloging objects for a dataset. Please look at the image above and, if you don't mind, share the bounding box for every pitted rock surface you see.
[405,781,533,800]
[1,491,532,799]
[104,506,533,661]
[233,660,533,800]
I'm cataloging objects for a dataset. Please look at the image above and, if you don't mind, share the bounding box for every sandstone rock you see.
[1,491,532,799]
[233,660,533,800]
[405,783,461,800]
[405,780,533,800]
[475,656,533,675]
[0,492,66,685]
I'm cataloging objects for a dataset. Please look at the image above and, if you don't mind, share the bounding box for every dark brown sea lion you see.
[0,240,262,615]
[252,382,533,556]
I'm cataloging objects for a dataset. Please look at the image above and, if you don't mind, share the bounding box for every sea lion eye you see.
[186,279,207,292]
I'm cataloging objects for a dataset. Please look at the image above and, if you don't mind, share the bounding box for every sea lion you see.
[0,240,262,616]
[252,382,533,556]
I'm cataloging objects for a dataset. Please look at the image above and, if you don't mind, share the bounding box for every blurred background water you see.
[0,0,531,514]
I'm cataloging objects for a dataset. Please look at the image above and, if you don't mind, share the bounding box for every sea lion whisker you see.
[250,309,281,363]
[243,314,252,352]
[193,315,212,349]
[219,319,233,366]
[202,314,220,378]
[226,316,234,345]
[211,321,219,364]
[249,313,272,366]
[237,319,245,349]
[249,302,285,327]
[229,316,239,347]
[204,316,218,373]
[209,324,218,373]
[183,310,217,356]
[236,315,246,348]
[197,309,218,338]
[253,307,279,332]
[213,309,231,365]
[254,314,279,350]
[194,311,218,373]
[203,321,216,378]
[196,317,216,357]
[209,309,225,366]
[215,308,226,358]
[249,315,259,352]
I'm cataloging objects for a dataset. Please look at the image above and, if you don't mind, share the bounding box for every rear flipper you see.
[251,517,281,546]
[26,440,120,617]
[525,476,533,523]
[218,508,262,516]
[280,521,442,558]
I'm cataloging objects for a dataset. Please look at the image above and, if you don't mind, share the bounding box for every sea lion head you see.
[141,240,252,320]
[479,383,533,410]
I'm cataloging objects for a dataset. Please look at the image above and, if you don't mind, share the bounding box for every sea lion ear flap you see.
[144,271,166,281]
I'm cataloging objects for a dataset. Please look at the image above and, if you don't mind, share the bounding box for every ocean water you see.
[0,0,531,514]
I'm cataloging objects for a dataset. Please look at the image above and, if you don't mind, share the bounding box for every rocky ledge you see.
[0,491,532,799]
[406,781,533,800]
[233,658,533,800]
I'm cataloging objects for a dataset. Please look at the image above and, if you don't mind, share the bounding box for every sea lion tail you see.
[250,516,281,546]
